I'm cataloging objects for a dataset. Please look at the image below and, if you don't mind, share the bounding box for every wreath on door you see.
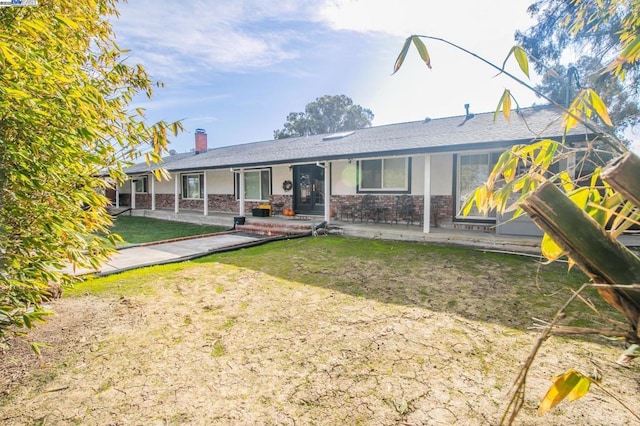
[282,180,293,191]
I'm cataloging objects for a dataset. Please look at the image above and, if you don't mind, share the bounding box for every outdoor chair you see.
[352,194,378,223]
[394,195,415,226]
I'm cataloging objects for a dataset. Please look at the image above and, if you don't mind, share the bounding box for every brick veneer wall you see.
[269,195,293,215]
[431,195,454,228]
[330,194,454,227]
[208,194,237,212]
[155,194,175,209]
[134,194,152,209]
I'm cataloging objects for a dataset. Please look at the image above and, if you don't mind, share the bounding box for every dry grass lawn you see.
[1,237,638,425]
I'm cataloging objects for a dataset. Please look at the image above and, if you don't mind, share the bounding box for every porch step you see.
[235,220,313,236]
[453,222,495,233]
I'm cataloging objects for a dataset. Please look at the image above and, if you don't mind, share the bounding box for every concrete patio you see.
[116,208,640,255]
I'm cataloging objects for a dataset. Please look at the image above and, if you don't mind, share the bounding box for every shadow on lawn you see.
[198,235,621,333]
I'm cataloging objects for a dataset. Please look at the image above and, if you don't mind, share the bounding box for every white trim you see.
[324,161,331,223]
[115,187,120,208]
[239,168,245,216]
[423,155,431,233]
[131,179,136,209]
[174,174,179,214]
[151,175,156,211]
[203,171,208,216]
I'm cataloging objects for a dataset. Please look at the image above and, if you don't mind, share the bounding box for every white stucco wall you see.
[206,169,234,195]
[331,160,358,195]
[272,165,293,196]
[430,153,453,196]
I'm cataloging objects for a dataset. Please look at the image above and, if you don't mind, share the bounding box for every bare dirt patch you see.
[1,238,638,425]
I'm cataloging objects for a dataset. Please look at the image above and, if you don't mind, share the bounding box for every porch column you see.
[174,173,179,214]
[115,187,120,208]
[151,174,156,211]
[324,162,331,223]
[203,171,208,216]
[239,168,245,216]
[423,154,431,233]
[131,179,136,210]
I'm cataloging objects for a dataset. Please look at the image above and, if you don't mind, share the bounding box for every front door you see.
[293,164,324,215]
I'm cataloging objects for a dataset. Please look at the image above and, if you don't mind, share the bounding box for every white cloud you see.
[112,0,321,80]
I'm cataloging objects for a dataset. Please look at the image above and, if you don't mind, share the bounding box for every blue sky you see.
[112,1,555,153]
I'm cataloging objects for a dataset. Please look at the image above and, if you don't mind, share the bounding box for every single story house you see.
[114,105,592,236]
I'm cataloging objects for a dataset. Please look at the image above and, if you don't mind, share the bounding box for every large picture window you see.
[358,157,409,192]
[457,152,501,219]
[182,173,204,199]
[237,169,271,201]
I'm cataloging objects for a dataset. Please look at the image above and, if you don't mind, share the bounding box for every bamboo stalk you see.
[521,181,640,338]
[601,151,640,207]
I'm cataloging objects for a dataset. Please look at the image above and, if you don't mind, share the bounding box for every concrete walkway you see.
[69,232,287,277]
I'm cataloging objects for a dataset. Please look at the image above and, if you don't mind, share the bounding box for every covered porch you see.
[115,208,551,254]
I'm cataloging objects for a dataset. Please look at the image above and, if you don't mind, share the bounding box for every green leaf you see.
[513,46,530,78]
[587,89,613,127]
[539,369,591,416]
[411,36,432,69]
[393,36,412,75]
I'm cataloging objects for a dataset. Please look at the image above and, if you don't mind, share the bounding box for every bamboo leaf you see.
[538,369,591,416]
[494,90,512,122]
[411,36,432,69]
[587,89,613,127]
[559,171,574,192]
[541,233,564,261]
[568,187,590,209]
[513,46,530,78]
[393,36,412,75]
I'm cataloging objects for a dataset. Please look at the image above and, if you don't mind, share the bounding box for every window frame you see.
[181,173,204,200]
[356,157,411,194]
[235,168,272,201]
[455,151,502,221]
[133,176,148,194]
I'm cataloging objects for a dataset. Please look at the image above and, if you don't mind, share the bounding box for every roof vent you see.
[464,103,475,119]
[322,131,355,141]
[423,117,431,123]
[169,149,177,156]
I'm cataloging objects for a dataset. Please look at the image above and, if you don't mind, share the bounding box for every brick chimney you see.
[195,128,207,154]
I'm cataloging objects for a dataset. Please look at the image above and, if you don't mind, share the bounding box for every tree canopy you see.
[517,0,640,130]
[0,0,179,348]
[534,56,639,133]
[273,95,374,139]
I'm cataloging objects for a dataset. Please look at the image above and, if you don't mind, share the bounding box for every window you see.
[133,176,147,193]
[358,157,409,192]
[457,152,501,219]
[236,169,271,201]
[182,173,204,199]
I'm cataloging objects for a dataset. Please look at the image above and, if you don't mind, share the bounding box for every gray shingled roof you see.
[124,105,591,174]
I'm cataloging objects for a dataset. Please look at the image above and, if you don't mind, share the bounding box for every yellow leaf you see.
[588,89,613,127]
[513,46,530,78]
[539,369,591,416]
[559,171,574,192]
[569,187,590,210]
[494,90,511,122]
[541,233,564,261]
[411,36,432,69]
[393,36,412,75]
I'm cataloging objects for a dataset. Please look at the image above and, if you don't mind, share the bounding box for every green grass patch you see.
[106,215,226,246]
[71,236,625,333]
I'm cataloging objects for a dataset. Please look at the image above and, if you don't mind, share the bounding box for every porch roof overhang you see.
[122,105,594,176]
